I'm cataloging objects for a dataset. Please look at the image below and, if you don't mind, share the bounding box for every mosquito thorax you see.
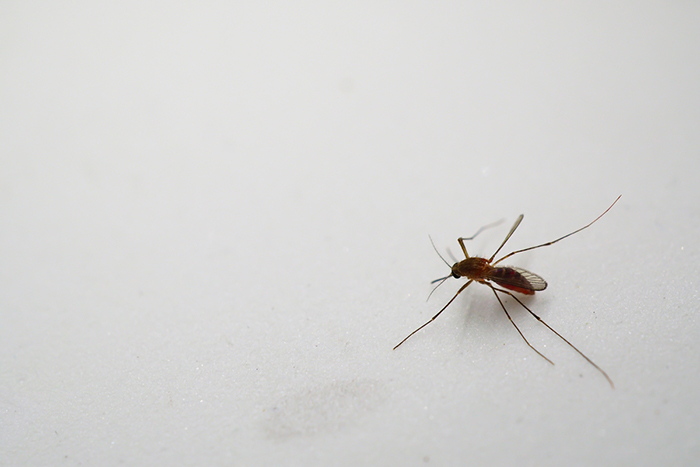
[453,257,490,280]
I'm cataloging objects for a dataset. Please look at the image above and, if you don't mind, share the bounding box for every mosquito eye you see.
[452,271,460,278]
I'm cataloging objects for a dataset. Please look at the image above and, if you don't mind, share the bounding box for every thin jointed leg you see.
[488,284,554,365]
[491,285,615,388]
[394,280,474,350]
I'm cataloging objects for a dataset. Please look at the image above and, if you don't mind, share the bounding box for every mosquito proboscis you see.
[393,196,621,388]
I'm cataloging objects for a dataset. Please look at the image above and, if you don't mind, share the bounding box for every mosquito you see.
[393,196,621,388]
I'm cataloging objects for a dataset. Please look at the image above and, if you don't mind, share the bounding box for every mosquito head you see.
[428,236,464,282]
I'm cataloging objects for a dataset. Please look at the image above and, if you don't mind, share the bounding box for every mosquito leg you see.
[492,195,621,266]
[461,218,504,241]
[456,219,504,258]
[488,284,554,365]
[457,238,469,258]
[491,286,615,389]
[488,215,524,262]
[394,280,473,350]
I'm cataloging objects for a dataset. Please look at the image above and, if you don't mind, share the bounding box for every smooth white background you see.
[2,2,699,466]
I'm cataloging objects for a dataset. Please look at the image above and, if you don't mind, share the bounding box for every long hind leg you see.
[492,195,621,265]
[487,284,553,365]
[491,285,614,388]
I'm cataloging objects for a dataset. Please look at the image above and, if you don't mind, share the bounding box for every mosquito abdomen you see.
[488,267,541,295]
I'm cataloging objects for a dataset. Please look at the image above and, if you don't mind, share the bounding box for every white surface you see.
[2,2,699,466]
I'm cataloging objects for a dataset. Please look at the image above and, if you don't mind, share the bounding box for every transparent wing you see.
[511,267,547,291]
[487,266,548,294]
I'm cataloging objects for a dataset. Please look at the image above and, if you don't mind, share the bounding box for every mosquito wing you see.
[487,266,548,295]
[512,267,547,291]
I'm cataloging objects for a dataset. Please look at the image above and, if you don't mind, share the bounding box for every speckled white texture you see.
[1,2,699,466]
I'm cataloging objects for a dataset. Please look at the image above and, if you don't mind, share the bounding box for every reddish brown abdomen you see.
[488,267,545,295]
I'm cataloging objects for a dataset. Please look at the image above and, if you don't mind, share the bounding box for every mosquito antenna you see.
[493,195,621,266]
[491,285,614,388]
[429,235,451,268]
[445,248,458,263]
[488,215,524,262]
[394,280,474,350]
[430,275,451,285]
[426,275,450,301]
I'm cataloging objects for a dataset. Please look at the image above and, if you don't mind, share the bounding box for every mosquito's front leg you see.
[457,237,470,258]
[394,280,474,350]
[457,219,505,259]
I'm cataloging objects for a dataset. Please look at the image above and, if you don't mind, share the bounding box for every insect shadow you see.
[394,196,621,388]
